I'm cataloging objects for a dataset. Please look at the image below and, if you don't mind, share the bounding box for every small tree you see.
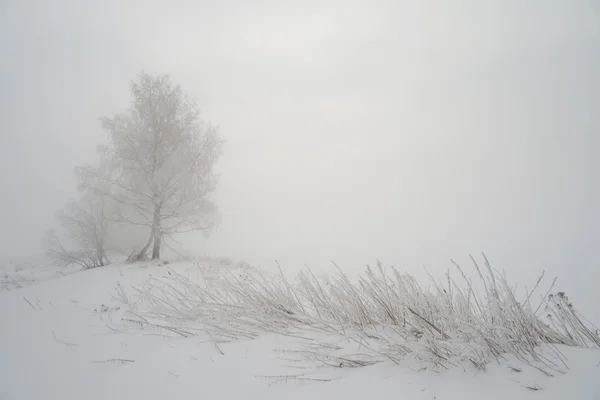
[43,193,111,269]
[78,72,223,260]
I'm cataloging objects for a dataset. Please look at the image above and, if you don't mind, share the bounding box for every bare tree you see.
[78,72,223,261]
[43,193,111,269]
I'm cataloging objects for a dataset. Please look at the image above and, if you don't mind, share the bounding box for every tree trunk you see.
[134,232,154,261]
[150,204,161,260]
[151,232,161,260]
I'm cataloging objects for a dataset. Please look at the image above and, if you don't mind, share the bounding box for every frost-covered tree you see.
[43,192,112,269]
[78,72,223,260]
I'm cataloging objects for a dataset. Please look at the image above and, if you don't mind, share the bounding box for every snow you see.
[1,261,599,399]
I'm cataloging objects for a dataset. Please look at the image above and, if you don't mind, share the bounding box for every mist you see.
[1,1,599,320]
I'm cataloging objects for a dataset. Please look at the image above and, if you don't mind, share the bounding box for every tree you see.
[78,72,223,261]
[43,193,112,269]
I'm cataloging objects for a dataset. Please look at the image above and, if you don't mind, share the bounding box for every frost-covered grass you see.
[120,255,599,375]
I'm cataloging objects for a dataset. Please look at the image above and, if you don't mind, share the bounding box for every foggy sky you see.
[1,1,599,317]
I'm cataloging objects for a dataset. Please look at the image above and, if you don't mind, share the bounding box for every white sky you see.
[1,1,599,318]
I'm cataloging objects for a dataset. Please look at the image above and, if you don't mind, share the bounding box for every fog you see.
[1,2,599,318]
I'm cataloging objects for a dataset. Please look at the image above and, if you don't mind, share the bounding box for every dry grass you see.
[116,254,599,373]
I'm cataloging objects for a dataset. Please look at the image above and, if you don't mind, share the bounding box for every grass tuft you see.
[115,254,599,373]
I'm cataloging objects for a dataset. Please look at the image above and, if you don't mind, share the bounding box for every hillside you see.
[1,260,598,400]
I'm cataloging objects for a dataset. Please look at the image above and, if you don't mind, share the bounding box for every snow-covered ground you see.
[1,260,599,400]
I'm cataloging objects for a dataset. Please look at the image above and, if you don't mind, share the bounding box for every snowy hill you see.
[0,260,598,400]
